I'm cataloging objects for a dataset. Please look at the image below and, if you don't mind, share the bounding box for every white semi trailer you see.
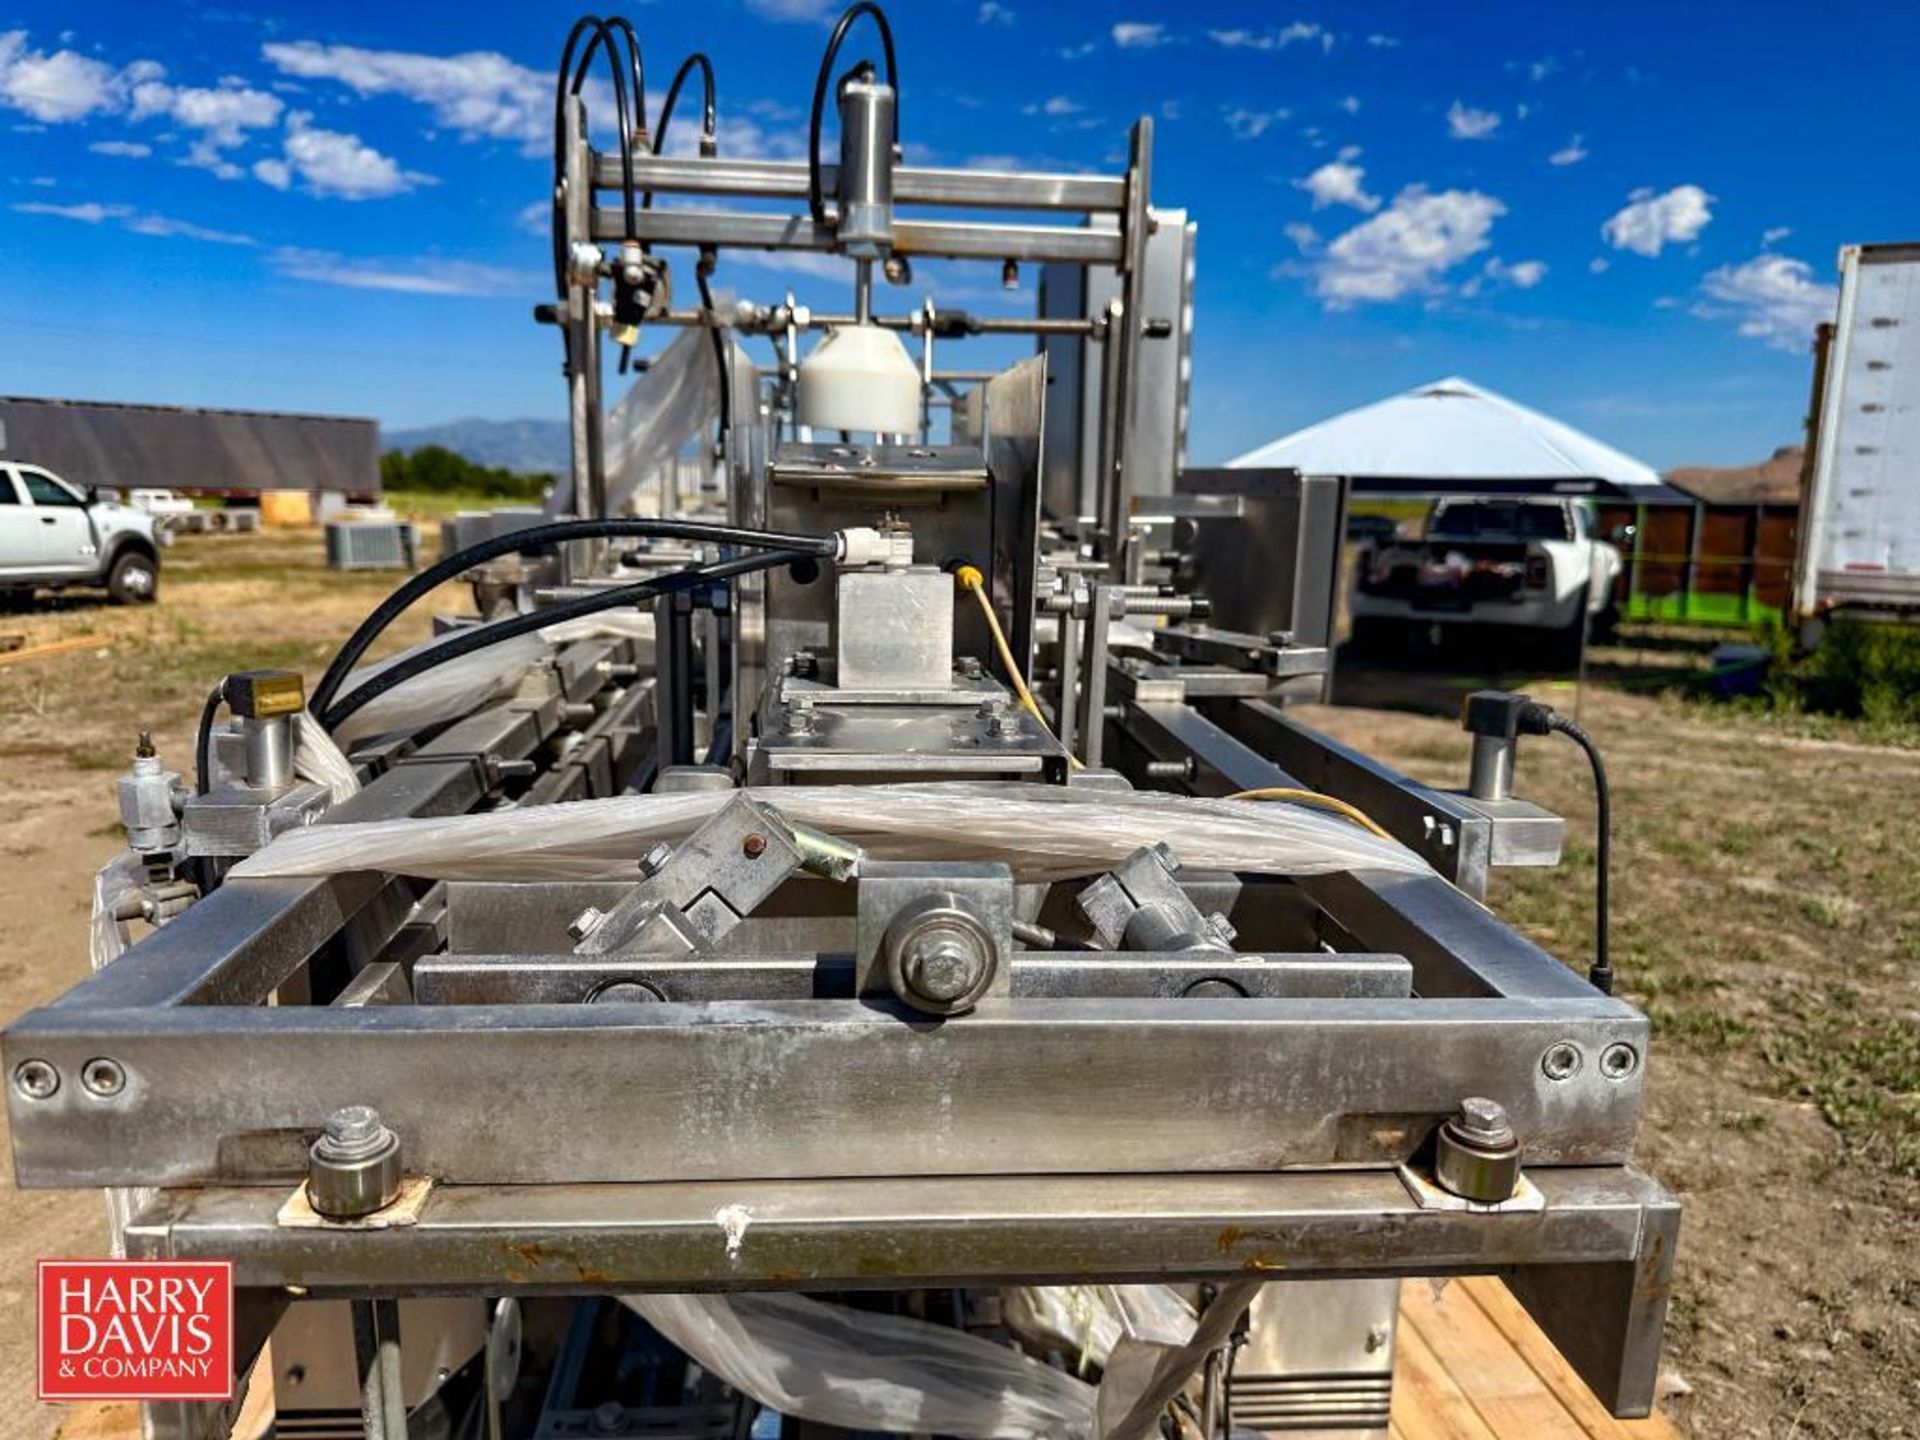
[1796,242,1920,635]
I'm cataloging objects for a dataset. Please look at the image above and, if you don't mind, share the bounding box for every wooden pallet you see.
[59,1278,1682,1440]
[1394,1277,1682,1440]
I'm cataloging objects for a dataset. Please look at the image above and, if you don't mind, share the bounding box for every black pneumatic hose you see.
[321,548,814,733]
[309,519,837,721]
[1547,713,1612,995]
[806,2,899,226]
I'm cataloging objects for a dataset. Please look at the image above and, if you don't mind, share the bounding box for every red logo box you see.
[38,1260,232,1402]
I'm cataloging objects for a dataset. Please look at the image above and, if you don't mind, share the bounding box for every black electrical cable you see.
[309,518,837,721]
[323,549,812,733]
[806,2,899,226]
[602,15,648,146]
[552,15,640,298]
[571,25,637,241]
[650,52,716,195]
[1545,712,1612,995]
[192,681,225,797]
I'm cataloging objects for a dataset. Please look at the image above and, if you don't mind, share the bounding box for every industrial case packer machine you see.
[2,7,1678,1437]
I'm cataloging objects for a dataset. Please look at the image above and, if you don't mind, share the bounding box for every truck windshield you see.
[1428,502,1569,541]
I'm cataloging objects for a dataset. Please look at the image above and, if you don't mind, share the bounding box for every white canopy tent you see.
[1227,376,1678,498]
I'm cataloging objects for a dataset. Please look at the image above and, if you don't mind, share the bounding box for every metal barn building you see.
[0,396,380,500]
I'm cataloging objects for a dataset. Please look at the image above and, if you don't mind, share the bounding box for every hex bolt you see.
[1150,842,1180,874]
[1452,1096,1516,1148]
[1205,912,1238,947]
[742,832,768,859]
[1433,1096,1522,1204]
[307,1105,403,1220]
[783,696,817,736]
[13,1059,58,1101]
[567,906,606,942]
[902,938,985,1005]
[637,844,672,878]
[1599,1042,1640,1080]
[80,1058,126,1098]
[986,710,1022,739]
[882,898,999,1016]
[1541,1042,1582,1081]
[954,655,985,680]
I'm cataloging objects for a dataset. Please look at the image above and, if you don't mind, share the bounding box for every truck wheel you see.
[106,551,159,605]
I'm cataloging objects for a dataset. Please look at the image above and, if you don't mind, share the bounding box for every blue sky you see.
[2,1,1913,469]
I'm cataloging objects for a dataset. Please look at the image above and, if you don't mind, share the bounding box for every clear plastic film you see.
[293,713,361,803]
[232,782,1426,884]
[604,322,720,516]
[1002,1286,1197,1376]
[622,1292,1096,1439]
[329,612,655,747]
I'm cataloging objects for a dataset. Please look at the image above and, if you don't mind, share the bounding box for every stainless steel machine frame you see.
[3,11,1675,1437]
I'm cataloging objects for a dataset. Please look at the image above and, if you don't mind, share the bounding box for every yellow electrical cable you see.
[1225,787,1395,841]
[955,565,1084,769]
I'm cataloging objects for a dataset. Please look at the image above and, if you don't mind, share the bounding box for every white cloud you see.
[13,200,125,224]
[1283,221,1321,253]
[1762,225,1793,246]
[1446,101,1501,140]
[13,199,252,245]
[1309,185,1505,307]
[1112,22,1167,48]
[1464,256,1548,296]
[129,74,283,175]
[0,30,118,122]
[88,139,151,157]
[262,39,546,149]
[1222,105,1290,140]
[1337,94,1361,114]
[1548,134,1587,166]
[268,247,530,296]
[269,111,429,199]
[1589,257,1610,274]
[1296,159,1378,212]
[1696,254,1837,351]
[1601,184,1713,257]
[1207,23,1332,54]
[1366,34,1400,48]
[1023,95,1082,117]
[1526,56,1560,83]
[977,1,1014,24]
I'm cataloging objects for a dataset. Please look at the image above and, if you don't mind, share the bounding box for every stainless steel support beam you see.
[411,950,1412,1004]
[589,209,1124,264]
[7,997,1647,1187]
[593,154,1128,213]
[117,1168,1674,1344]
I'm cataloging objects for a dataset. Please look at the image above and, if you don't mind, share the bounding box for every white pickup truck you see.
[0,462,162,604]
[1349,496,1623,660]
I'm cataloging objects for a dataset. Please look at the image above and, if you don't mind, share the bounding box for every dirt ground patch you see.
[1306,652,1920,1440]
[1,540,1916,1437]
[0,529,439,1439]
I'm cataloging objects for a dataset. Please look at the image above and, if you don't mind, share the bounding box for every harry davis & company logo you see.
[37,1259,233,1402]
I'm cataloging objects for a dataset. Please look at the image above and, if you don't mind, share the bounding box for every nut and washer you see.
[567,906,607,942]
[81,1058,126,1098]
[306,1105,403,1219]
[1432,1096,1522,1204]
[638,843,672,877]
[882,896,1000,1016]
[13,1059,59,1101]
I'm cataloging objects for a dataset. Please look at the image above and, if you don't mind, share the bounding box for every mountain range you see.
[383,418,571,476]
